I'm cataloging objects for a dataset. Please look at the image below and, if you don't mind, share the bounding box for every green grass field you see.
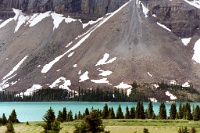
[1,119,200,133]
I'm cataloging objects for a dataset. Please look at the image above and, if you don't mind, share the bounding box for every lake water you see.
[0,102,200,122]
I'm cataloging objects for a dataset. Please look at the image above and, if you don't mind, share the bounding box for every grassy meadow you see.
[1,119,200,133]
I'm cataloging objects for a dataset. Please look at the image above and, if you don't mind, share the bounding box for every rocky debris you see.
[0,0,129,22]
[142,0,200,38]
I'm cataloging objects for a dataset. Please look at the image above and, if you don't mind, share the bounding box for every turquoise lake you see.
[0,102,200,122]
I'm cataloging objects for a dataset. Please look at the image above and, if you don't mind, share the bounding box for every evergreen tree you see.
[136,101,140,119]
[136,101,145,119]
[108,107,115,119]
[178,103,183,119]
[102,103,109,119]
[74,114,78,120]
[57,110,63,122]
[116,105,124,119]
[8,109,19,123]
[125,106,130,119]
[193,105,200,121]
[147,101,154,119]
[140,102,145,119]
[185,103,192,120]
[67,110,73,121]
[170,103,177,119]
[42,107,56,131]
[78,111,82,120]
[158,102,166,119]
[131,81,138,94]
[130,107,135,119]
[84,108,90,116]
[74,110,105,133]
[5,121,15,133]
[51,119,62,133]
[2,113,8,125]
[62,107,67,121]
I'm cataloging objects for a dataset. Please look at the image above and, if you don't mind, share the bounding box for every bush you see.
[74,110,106,133]
[178,127,189,133]
[143,128,149,133]
[51,120,62,133]
[5,121,15,133]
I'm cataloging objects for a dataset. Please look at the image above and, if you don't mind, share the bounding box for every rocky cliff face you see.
[143,0,200,38]
[0,0,128,21]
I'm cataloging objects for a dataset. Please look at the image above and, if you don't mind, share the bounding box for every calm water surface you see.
[0,102,200,122]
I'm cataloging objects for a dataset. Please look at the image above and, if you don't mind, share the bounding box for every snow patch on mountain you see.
[24,84,42,96]
[147,72,153,77]
[98,69,113,76]
[141,2,149,18]
[82,17,103,28]
[3,55,28,80]
[184,0,200,9]
[91,78,110,84]
[66,42,73,48]
[49,77,71,91]
[73,64,77,68]
[149,97,158,102]
[0,74,17,91]
[51,12,65,30]
[79,71,89,82]
[157,22,171,32]
[182,38,191,46]
[127,88,132,96]
[165,91,177,100]
[13,9,30,32]
[192,39,200,63]
[29,11,51,27]
[78,70,82,75]
[170,80,177,85]
[115,82,132,89]
[51,13,77,30]
[182,81,190,87]
[0,18,13,29]
[68,52,74,57]
[96,53,116,66]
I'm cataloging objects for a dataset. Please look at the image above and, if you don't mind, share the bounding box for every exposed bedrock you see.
[143,0,200,38]
[0,0,128,22]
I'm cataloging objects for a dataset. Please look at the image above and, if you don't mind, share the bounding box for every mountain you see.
[0,0,199,99]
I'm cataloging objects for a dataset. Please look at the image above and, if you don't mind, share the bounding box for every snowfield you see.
[157,22,171,32]
[181,38,191,46]
[79,71,89,82]
[193,39,200,63]
[165,91,177,100]
[96,53,116,66]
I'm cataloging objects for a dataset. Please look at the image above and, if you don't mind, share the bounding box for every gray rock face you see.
[0,0,128,20]
[143,0,200,37]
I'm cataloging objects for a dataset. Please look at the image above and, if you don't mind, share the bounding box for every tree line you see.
[41,101,199,133]
[1,102,199,133]
[0,81,199,102]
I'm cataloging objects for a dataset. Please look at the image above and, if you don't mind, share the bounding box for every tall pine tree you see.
[158,102,166,119]
[102,103,109,119]
[116,105,124,119]
[147,101,154,119]
[130,107,136,119]
[42,107,55,131]
[170,103,177,119]
[125,106,130,119]
[193,105,200,121]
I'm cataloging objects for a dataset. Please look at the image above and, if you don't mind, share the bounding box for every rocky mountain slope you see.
[0,0,199,100]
